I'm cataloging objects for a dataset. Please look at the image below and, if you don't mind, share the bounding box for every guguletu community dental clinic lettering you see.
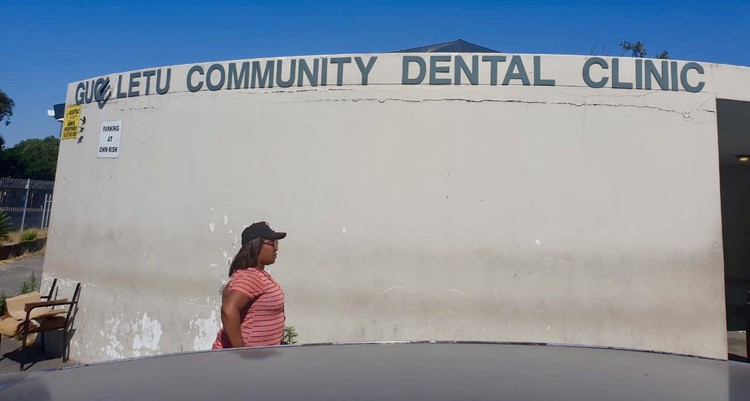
[74,55,707,105]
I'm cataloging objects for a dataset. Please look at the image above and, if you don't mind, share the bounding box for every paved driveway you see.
[0,254,45,297]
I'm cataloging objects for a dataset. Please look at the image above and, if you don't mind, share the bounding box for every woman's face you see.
[258,239,279,266]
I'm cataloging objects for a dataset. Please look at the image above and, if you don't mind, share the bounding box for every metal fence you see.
[0,178,55,231]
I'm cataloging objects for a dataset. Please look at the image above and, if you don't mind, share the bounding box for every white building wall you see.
[44,53,746,361]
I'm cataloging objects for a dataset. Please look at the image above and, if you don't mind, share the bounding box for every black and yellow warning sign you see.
[61,105,81,140]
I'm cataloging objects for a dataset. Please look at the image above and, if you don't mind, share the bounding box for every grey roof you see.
[396,39,498,53]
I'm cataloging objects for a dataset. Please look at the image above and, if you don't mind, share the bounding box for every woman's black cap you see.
[241,222,287,246]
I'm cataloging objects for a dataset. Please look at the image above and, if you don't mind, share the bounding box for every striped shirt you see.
[213,268,285,348]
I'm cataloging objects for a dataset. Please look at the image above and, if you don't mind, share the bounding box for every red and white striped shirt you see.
[213,268,285,348]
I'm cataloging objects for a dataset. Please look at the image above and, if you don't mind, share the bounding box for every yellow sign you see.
[61,105,81,140]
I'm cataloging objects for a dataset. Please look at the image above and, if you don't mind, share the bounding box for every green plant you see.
[283,325,298,345]
[0,292,7,316]
[0,211,10,243]
[20,272,38,294]
[20,229,38,242]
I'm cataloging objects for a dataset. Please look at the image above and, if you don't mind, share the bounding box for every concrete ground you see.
[0,254,747,374]
[0,336,73,373]
[728,331,748,361]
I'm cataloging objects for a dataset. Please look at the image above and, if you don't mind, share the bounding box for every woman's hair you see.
[228,237,264,276]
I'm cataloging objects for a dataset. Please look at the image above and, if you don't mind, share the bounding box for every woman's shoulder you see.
[227,268,266,297]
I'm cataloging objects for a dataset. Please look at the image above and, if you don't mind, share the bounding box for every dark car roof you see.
[1,342,749,400]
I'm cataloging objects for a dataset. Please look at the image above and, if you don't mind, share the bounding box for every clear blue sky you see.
[1,0,748,147]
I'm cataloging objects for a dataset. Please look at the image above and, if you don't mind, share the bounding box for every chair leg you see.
[62,329,68,362]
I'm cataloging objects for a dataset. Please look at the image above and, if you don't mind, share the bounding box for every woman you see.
[213,222,287,349]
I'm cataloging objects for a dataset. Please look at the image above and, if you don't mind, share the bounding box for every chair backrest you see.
[70,283,81,305]
[63,283,82,323]
[42,278,58,301]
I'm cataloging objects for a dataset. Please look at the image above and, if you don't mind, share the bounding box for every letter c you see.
[582,57,609,88]
[680,62,705,93]
[187,65,204,92]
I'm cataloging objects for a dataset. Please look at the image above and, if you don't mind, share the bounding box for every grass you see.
[20,229,39,242]
[20,272,38,295]
[1,229,47,246]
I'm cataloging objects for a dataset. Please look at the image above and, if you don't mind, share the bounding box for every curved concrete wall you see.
[46,53,749,362]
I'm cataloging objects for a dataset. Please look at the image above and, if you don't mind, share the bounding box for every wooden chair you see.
[0,280,82,367]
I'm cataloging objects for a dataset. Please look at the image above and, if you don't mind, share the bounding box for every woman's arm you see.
[220,290,252,348]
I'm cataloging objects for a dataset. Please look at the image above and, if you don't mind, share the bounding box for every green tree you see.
[0,134,16,177]
[0,90,13,127]
[620,41,647,57]
[619,41,670,59]
[0,90,16,176]
[4,136,60,180]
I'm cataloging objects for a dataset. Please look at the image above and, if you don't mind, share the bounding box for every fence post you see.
[19,178,30,232]
[44,194,53,228]
[41,193,48,229]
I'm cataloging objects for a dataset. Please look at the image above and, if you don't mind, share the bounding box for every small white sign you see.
[98,120,122,158]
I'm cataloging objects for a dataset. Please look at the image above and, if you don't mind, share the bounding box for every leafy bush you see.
[0,211,10,243]
[283,326,298,345]
[20,229,38,242]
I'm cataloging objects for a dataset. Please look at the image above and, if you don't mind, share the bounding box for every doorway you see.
[717,99,750,359]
